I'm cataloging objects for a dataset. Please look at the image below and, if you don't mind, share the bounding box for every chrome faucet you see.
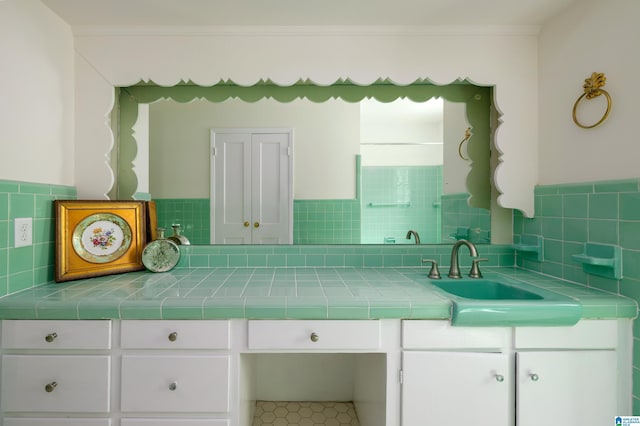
[406,230,420,244]
[448,239,483,278]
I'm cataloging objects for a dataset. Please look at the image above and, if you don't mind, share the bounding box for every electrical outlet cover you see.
[14,217,33,248]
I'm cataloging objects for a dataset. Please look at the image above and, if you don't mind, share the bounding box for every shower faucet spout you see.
[406,230,420,244]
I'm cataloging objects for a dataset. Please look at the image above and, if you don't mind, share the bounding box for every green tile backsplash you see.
[514,178,640,412]
[176,243,515,270]
[0,179,76,297]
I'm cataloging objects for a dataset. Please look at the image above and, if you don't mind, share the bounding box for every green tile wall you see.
[154,198,210,245]
[294,199,361,244]
[513,178,640,413]
[441,193,491,244]
[0,179,76,297]
[361,165,442,244]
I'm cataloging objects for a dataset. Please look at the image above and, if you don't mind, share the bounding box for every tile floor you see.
[252,401,360,426]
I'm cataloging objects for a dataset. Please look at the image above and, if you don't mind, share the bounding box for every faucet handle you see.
[422,258,441,279]
[469,257,488,278]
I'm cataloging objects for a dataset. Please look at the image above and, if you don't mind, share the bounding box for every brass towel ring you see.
[458,128,472,160]
[572,72,611,129]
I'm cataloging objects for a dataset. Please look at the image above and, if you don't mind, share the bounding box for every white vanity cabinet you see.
[514,321,619,426]
[120,320,232,426]
[0,320,113,426]
[401,320,629,426]
[0,318,630,426]
[401,321,513,426]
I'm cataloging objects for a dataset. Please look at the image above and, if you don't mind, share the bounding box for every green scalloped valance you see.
[121,78,488,104]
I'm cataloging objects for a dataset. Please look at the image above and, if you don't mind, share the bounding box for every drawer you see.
[402,320,510,349]
[122,420,229,426]
[1,355,111,413]
[248,320,380,350]
[4,419,111,426]
[121,320,230,349]
[514,319,618,349]
[121,355,230,413]
[1,320,112,350]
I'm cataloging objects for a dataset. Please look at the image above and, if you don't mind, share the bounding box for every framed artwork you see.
[146,200,158,241]
[54,200,148,282]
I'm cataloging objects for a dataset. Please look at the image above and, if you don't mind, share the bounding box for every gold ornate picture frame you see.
[54,200,148,282]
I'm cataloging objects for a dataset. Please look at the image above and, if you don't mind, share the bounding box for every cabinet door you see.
[517,350,617,426]
[402,351,511,426]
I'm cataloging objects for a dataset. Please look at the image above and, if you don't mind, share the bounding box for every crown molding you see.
[72,25,540,37]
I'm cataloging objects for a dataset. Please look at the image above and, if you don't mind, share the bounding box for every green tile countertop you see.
[0,267,635,321]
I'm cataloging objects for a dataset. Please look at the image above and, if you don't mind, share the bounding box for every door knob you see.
[244,221,250,227]
[254,222,260,228]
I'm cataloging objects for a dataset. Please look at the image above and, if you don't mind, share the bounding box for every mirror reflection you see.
[114,81,492,245]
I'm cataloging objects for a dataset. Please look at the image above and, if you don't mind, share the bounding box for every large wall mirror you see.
[113,79,494,245]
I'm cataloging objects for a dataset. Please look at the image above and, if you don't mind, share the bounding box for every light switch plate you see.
[14,217,33,248]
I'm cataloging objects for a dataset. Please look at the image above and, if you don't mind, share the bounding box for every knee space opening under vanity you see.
[240,353,387,426]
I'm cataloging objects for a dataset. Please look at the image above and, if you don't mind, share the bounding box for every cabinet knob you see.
[495,374,505,382]
[45,381,58,392]
[169,382,177,391]
[168,332,178,342]
[254,222,260,228]
[530,373,539,382]
[310,332,319,342]
[244,221,250,227]
[45,332,58,343]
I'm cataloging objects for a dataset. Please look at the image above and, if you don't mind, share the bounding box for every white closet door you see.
[251,132,291,244]
[212,132,252,244]
[211,129,292,244]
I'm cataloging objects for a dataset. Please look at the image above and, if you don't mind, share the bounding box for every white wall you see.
[149,98,360,199]
[0,0,74,186]
[538,0,640,184]
[72,27,540,216]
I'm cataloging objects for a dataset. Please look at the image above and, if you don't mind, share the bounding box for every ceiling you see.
[41,0,579,28]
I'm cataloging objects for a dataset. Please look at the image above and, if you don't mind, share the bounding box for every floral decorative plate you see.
[142,239,181,273]
[72,213,132,263]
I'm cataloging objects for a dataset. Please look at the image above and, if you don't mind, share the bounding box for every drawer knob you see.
[168,332,178,342]
[495,374,505,382]
[310,332,319,343]
[169,382,177,391]
[530,373,539,382]
[45,332,58,343]
[45,381,58,392]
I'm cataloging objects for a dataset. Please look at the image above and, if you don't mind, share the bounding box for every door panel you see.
[213,133,252,244]
[252,132,291,244]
